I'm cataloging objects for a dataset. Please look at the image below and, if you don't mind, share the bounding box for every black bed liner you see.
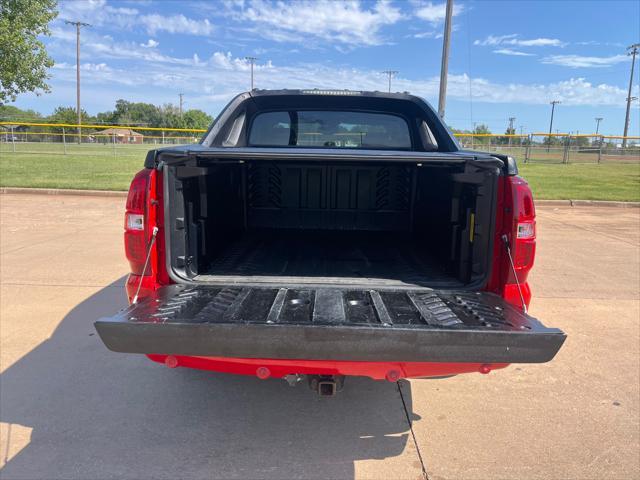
[95,285,565,363]
[196,230,463,288]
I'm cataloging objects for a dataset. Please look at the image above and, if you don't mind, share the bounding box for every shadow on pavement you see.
[1,278,418,479]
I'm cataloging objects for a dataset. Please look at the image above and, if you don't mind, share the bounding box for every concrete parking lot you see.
[1,193,638,480]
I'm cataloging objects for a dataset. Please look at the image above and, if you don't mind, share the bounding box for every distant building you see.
[95,128,143,144]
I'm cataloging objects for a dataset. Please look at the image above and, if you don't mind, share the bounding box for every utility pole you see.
[382,70,398,93]
[65,20,90,144]
[179,93,184,116]
[547,100,561,152]
[507,116,516,147]
[437,0,454,119]
[623,43,639,148]
[245,56,257,90]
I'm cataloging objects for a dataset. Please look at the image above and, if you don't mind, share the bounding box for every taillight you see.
[503,176,536,308]
[511,176,536,278]
[124,169,152,275]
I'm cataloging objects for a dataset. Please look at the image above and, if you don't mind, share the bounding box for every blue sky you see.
[10,0,640,135]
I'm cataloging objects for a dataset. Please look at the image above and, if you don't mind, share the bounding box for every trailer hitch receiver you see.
[308,375,345,396]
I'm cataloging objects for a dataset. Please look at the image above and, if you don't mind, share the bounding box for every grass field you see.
[1,143,639,201]
[518,163,640,201]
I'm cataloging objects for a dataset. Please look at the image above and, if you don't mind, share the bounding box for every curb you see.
[537,199,640,208]
[0,187,127,198]
[1,188,638,208]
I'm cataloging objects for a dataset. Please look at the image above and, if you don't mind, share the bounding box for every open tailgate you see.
[95,285,565,363]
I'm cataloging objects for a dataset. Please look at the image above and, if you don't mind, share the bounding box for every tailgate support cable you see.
[501,234,527,314]
[132,226,159,304]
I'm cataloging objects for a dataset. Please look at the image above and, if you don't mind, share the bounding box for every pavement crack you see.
[397,380,429,480]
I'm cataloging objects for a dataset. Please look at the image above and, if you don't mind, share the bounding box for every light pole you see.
[594,117,603,146]
[382,70,398,93]
[64,20,90,144]
[547,100,561,152]
[179,93,184,116]
[623,44,639,148]
[437,0,454,119]
[245,56,257,90]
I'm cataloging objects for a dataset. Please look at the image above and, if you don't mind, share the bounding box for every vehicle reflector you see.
[517,221,535,239]
[126,213,144,231]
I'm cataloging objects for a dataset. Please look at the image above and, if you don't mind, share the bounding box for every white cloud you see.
[140,39,159,48]
[413,31,437,39]
[56,2,213,37]
[575,40,625,47]
[542,54,628,68]
[414,1,463,24]
[43,48,639,111]
[221,0,402,46]
[81,62,111,71]
[140,14,214,36]
[493,48,536,57]
[475,34,565,47]
[211,52,252,71]
[57,0,138,29]
[515,38,565,47]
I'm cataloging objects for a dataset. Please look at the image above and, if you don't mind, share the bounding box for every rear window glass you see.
[248,111,412,149]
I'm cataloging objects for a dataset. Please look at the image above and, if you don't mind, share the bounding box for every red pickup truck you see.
[95,90,565,395]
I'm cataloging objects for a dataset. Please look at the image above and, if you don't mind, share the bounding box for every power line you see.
[382,70,398,93]
[623,43,639,148]
[437,0,454,119]
[64,20,90,143]
[245,57,257,90]
[547,100,561,152]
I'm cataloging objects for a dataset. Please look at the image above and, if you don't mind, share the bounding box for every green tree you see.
[95,110,116,125]
[473,124,491,135]
[47,106,92,134]
[183,109,213,130]
[0,104,42,121]
[157,103,183,129]
[472,124,492,145]
[111,99,162,127]
[48,106,92,124]
[0,0,58,102]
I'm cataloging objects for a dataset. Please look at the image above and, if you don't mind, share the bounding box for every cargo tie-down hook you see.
[132,226,159,304]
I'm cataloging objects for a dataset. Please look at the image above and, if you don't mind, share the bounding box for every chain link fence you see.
[1,122,639,164]
[456,133,640,164]
[0,122,205,161]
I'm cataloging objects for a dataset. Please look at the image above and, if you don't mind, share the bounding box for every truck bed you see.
[95,285,565,363]
[195,230,462,288]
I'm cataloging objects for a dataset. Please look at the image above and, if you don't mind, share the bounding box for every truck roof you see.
[247,88,421,101]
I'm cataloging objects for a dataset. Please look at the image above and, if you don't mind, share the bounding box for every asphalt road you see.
[1,194,638,480]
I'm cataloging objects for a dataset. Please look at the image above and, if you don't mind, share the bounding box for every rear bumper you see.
[146,354,510,380]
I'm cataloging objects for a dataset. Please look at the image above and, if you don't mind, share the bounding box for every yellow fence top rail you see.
[1,121,638,140]
[0,121,207,133]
